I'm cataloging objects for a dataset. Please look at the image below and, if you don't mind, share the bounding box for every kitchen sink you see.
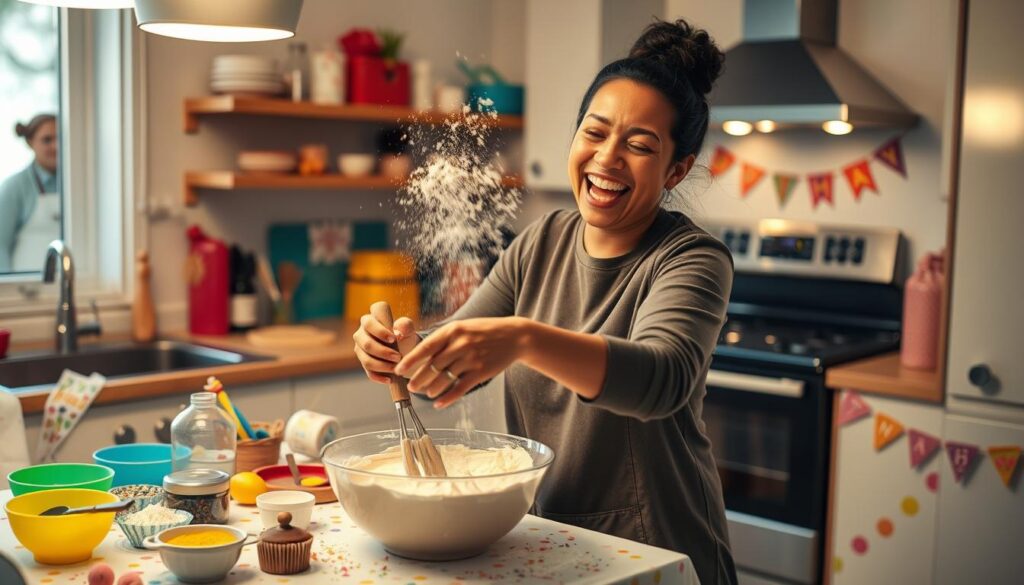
[0,340,273,392]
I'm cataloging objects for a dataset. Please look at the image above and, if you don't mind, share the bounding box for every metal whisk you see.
[370,302,447,477]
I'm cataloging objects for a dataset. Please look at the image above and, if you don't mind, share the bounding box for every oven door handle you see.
[706,370,805,398]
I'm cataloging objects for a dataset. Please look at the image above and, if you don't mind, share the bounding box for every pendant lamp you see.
[16,0,134,7]
[134,0,303,42]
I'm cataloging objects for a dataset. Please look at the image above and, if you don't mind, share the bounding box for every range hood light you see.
[755,120,777,133]
[723,121,754,136]
[135,0,303,42]
[822,120,853,135]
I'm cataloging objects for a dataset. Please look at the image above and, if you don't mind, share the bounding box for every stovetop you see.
[713,315,900,371]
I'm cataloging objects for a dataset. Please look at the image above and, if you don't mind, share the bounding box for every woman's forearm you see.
[517,318,608,400]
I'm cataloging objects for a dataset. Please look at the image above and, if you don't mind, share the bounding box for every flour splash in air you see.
[396,102,522,316]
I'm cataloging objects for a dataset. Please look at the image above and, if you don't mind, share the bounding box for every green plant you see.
[377,29,405,61]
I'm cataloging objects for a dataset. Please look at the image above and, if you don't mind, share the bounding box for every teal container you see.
[93,443,190,487]
[7,463,115,496]
[467,83,524,115]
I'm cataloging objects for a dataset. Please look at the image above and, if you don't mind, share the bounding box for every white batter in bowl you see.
[320,429,554,561]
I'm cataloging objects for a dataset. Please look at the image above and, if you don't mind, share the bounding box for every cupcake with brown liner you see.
[257,512,313,575]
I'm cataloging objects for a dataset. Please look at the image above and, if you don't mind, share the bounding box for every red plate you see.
[253,463,336,504]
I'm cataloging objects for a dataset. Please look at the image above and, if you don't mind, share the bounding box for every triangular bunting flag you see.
[842,159,878,200]
[987,445,1021,488]
[908,429,942,468]
[808,172,835,209]
[709,146,736,177]
[837,390,871,426]
[874,412,905,451]
[740,163,766,197]
[874,136,907,177]
[946,441,981,484]
[773,174,798,208]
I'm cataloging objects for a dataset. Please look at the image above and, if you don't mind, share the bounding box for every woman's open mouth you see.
[584,173,631,209]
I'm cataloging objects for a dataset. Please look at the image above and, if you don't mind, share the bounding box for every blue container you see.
[467,83,524,115]
[93,443,190,487]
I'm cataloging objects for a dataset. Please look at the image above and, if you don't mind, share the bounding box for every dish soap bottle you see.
[171,391,237,474]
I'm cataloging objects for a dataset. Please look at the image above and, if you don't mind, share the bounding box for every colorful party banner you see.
[908,429,942,468]
[987,445,1021,488]
[837,390,872,426]
[874,136,907,177]
[773,173,798,208]
[709,146,736,177]
[874,412,904,451]
[842,159,878,200]
[808,172,835,209]
[946,441,981,484]
[740,163,766,197]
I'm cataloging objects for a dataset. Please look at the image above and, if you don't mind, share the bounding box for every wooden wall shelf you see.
[185,171,525,206]
[825,350,944,403]
[184,96,524,133]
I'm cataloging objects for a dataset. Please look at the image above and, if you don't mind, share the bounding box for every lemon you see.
[230,471,267,504]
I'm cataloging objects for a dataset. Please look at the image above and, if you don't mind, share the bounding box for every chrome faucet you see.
[43,240,78,353]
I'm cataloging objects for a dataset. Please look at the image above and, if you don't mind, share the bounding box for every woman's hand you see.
[352,311,419,384]
[395,317,531,408]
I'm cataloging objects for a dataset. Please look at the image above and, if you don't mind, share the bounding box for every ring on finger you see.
[444,369,458,382]
[429,363,441,374]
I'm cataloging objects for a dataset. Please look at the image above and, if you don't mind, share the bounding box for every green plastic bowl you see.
[7,463,115,496]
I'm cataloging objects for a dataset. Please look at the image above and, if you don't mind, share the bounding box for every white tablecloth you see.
[1,490,700,584]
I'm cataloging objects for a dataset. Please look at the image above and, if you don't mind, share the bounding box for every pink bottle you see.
[901,252,944,370]
[186,225,230,335]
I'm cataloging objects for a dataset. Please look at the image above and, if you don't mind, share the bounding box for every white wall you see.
[142,0,524,329]
[665,0,952,264]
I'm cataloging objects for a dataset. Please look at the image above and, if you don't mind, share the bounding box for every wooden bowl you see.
[236,421,285,473]
[252,463,335,504]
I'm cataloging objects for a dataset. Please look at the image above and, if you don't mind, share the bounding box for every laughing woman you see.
[354,18,736,585]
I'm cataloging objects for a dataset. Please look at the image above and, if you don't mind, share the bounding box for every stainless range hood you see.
[708,0,917,134]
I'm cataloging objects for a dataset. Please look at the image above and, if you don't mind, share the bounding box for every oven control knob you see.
[968,364,997,393]
[114,425,136,445]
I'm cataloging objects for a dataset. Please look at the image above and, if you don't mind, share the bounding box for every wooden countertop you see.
[825,350,944,403]
[10,320,364,415]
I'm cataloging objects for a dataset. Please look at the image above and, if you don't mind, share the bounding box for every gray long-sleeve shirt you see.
[427,208,737,585]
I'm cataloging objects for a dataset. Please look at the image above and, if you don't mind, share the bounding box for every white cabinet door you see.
[21,382,292,464]
[935,415,1024,585]
[830,392,944,585]
[524,0,601,191]
[947,0,1024,407]
[292,372,394,437]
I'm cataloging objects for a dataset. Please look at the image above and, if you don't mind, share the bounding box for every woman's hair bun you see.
[629,18,724,96]
[14,122,28,138]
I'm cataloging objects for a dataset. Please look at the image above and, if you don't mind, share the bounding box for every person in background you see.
[0,113,60,272]
[355,18,737,585]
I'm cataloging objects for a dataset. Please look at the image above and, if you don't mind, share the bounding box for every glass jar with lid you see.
[163,468,231,525]
[171,392,237,474]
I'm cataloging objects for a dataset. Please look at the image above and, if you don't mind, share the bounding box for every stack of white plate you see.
[211,55,283,96]
[238,151,298,173]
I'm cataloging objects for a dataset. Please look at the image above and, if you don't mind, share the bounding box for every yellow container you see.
[5,488,119,565]
[345,251,420,323]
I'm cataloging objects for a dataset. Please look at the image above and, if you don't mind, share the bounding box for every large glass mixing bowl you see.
[321,428,554,561]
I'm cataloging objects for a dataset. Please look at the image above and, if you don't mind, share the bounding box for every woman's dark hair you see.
[15,113,56,143]
[575,19,724,162]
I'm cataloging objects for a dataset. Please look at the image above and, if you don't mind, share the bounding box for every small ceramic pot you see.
[256,490,315,530]
[143,524,256,584]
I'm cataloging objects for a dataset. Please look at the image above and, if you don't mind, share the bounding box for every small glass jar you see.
[171,392,237,474]
[163,468,231,525]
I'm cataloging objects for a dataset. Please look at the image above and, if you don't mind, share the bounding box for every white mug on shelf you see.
[434,84,465,114]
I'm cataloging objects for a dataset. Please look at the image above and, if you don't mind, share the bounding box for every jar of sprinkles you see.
[162,469,231,525]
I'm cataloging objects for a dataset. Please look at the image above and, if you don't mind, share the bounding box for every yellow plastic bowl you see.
[5,488,119,565]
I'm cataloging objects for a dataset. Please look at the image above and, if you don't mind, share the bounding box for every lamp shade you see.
[135,0,303,42]
[17,0,134,7]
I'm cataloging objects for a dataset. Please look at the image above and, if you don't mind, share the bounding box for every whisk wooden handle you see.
[369,301,411,403]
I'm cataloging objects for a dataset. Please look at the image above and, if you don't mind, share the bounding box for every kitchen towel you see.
[34,370,105,463]
[0,390,30,489]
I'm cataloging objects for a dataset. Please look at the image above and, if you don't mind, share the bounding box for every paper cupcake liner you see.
[257,539,312,575]
[116,510,194,549]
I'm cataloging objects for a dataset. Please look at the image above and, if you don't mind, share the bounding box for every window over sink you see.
[0,6,140,319]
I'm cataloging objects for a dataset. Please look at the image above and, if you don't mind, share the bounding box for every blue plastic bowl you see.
[92,444,190,487]
[467,83,524,115]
